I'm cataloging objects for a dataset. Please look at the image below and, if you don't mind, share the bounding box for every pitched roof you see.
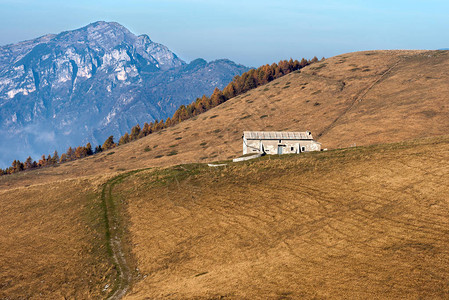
[243,131,314,140]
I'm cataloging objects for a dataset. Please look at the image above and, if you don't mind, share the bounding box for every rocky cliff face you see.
[0,21,248,167]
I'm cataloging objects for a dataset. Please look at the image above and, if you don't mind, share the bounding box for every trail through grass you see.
[101,170,146,299]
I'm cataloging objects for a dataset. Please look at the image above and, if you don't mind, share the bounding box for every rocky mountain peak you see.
[137,34,152,43]
[54,21,137,49]
[0,22,248,167]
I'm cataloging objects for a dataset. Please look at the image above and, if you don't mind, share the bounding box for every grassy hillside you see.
[119,137,449,298]
[2,50,449,298]
[0,177,114,299]
[3,50,449,192]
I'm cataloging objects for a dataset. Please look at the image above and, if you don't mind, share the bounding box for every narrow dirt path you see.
[317,58,404,139]
[101,170,144,300]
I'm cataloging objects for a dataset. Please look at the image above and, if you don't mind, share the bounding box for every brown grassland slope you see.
[0,177,115,299]
[1,50,449,298]
[2,50,449,192]
[120,137,449,298]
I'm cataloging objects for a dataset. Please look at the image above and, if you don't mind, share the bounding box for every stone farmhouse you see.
[243,131,321,155]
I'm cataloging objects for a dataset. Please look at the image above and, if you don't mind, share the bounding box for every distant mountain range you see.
[0,21,249,167]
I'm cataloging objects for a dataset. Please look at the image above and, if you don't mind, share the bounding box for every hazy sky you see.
[0,0,448,66]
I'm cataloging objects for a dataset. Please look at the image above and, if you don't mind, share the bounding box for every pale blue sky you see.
[0,0,448,66]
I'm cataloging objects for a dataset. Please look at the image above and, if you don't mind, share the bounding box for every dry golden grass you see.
[318,50,449,147]
[0,177,116,299]
[2,50,449,298]
[118,137,449,299]
[3,50,449,193]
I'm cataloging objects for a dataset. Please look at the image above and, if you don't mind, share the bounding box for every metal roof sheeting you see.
[243,131,314,140]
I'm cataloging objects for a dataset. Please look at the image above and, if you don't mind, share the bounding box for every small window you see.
[301,147,305,152]
[291,147,294,151]
[279,140,281,143]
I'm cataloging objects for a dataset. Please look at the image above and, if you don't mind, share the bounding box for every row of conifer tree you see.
[0,57,319,176]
